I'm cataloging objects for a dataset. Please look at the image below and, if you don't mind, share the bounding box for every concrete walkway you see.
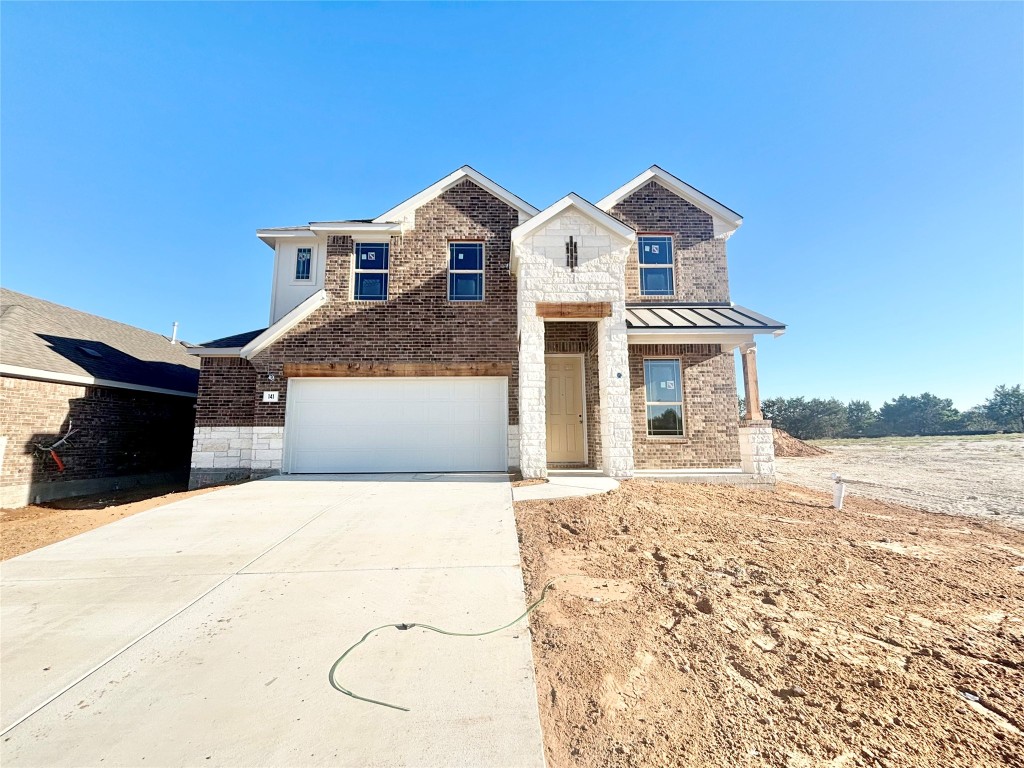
[511,471,619,502]
[0,474,546,767]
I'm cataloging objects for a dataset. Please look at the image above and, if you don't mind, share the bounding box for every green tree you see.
[878,393,960,436]
[845,400,878,437]
[762,396,848,439]
[983,384,1024,432]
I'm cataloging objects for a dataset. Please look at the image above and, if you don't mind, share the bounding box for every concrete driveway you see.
[0,474,546,767]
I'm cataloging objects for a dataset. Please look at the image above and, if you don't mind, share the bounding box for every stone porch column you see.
[598,313,635,478]
[738,343,775,481]
[518,314,548,479]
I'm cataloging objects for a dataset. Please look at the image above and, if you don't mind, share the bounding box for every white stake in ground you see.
[831,473,846,510]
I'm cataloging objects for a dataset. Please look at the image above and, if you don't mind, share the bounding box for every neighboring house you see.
[188,166,785,488]
[0,289,199,507]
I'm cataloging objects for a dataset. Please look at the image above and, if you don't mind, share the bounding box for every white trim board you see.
[374,166,540,225]
[0,365,197,398]
[240,289,328,359]
[596,166,743,239]
[511,193,636,245]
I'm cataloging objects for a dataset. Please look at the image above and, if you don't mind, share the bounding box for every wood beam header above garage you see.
[283,362,514,378]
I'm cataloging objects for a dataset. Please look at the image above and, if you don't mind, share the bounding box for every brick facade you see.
[248,178,521,427]
[628,344,741,469]
[608,181,730,303]
[1,376,195,506]
[195,357,257,427]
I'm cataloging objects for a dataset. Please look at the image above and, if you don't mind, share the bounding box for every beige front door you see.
[545,355,585,464]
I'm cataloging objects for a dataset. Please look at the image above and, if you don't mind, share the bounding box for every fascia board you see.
[373,166,540,223]
[240,289,328,359]
[0,364,197,398]
[595,167,743,233]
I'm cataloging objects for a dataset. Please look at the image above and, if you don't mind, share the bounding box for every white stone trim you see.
[191,425,285,473]
[738,421,776,477]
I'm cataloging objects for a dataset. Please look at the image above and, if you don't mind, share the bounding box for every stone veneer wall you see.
[1,376,195,507]
[738,420,776,481]
[628,344,741,469]
[515,210,634,478]
[543,321,601,468]
[608,181,730,303]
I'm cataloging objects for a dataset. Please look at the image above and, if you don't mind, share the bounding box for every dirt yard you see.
[0,483,228,560]
[515,480,1024,768]
[776,435,1024,529]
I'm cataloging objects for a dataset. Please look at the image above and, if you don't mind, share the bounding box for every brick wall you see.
[608,181,730,303]
[543,321,601,468]
[0,376,195,497]
[628,344,740,469]
[195,357,258,427]
[247,178,521,426]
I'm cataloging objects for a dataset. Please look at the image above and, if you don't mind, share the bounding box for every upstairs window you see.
[644,359,684,436]
[638,235,674,296]
[295,247,312,281]
[448,242,484,301]
[353,242,389,301]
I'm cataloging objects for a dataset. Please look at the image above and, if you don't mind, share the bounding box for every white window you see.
[295,247,312,281]
[448,242,484,301]
[638,235,674,296]
[644,359,684,436]
[353,242,389,301]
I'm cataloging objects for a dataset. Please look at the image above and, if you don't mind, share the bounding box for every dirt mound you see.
[774,428,830,457]
[515,480,1024,768]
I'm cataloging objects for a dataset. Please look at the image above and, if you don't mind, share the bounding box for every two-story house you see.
[187,166,784,488]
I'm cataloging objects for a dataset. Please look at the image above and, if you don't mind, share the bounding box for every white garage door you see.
[284,377,508,473]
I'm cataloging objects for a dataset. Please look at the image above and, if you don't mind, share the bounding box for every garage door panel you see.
[285,378,508,473]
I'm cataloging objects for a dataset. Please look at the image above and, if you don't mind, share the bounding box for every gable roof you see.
[0,288,199,396]
[373,166,540,224]
[595,165,743,238]
[511,193,636,244]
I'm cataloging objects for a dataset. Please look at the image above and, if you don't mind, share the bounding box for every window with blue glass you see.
[294,247,312,281]
[644,359,684,436]
[638,235,674,296]
[448,242,484,301]
[353,242,389,301]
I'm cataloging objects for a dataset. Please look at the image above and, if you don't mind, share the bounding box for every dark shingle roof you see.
[0,288,200,394]
[198,328,267,348]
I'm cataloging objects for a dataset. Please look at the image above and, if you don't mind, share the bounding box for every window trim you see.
[286,242,318,287]
[351,240,390,302]
[637,234,675,297]
[293,245,313,282]
[447,240,485,302]
[643,357,685,438]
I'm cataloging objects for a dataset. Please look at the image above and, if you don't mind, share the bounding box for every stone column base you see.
[738,420,776,478]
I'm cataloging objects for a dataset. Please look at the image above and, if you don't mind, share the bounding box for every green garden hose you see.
[328,578,562,712]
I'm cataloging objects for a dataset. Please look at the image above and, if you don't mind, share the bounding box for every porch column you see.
[518,314,548,478]
[741,343,763,421]
[597,312,635,478]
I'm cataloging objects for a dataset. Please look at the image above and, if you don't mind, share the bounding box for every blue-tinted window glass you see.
[449,273,483,301]
[641,268,674,296]
[644,360,682,403]
[354,272,388,301]
[449,243,483,271]
[295,247,312,280]
[638,236,672,265]
[356,243,389,270]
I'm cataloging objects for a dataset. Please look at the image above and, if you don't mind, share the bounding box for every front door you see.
[545,355,585,464]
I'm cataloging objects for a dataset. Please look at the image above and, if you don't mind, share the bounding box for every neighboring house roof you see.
[625,303,785,333]
[373,165,540,224]
[596,166,743,239]
[0,288,200,397]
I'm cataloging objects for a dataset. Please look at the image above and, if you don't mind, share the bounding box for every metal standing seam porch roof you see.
[625,303,785,332]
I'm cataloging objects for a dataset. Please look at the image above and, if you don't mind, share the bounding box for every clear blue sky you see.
[3,2,1021,410]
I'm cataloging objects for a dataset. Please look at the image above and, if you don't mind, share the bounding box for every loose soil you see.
[774,429,830,458]
[777,435,1024,529]
[0,483,232,560]
[515,480,1024,768]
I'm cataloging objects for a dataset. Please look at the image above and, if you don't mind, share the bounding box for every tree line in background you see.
[752,384,1024,440]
